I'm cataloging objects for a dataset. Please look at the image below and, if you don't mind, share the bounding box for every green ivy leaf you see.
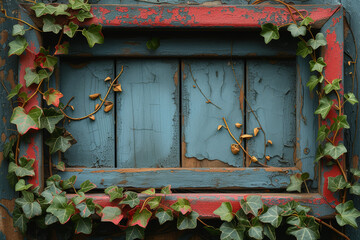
[101,206,123,225]
[323,142,347,160]
[286,173,303,192]
[301,17,314,26]
[297,41,313,58]
[42,16,62,34]
[54,4,70,16]
[8,36,28,56]
[120,191,140,208]
[63,22,79,38]
[45,127,76,154]
[15,179,33,191]
[31,3,57,17]
[68,0,91,11]
[79,180,97,193]
[11,106,42,135]
[213,202,234,222]
[171,198,192,214]
[82,24,104,48]
[177,211,199,230]
[35,48,58,71]
[13,206,29,233]
[24,68,48,87]
[72,215,92,234]
[15,191,42,219]
[315,145,325,164]
[344,93,359,105]
[307,33,327,50]
[146,37,160,50]
[328,175,348,192]
[350,168,360,177]
[46,195,75,224]
[314,96,333,119]
[161,185,172,194]
[7,84,22,100]
[287,217,320,240]
[330,115,350,133]
[105,186,124,202]
[306,75,323,92]
[43,88,63,107]
[263,224,276,240]
[350,183,360,195]
[45,213,58,225]
[147,196,161,209]
[76,198,95,218]
[61,175,77,190]
[335,200,360,228]
[316,125,330,142]
[324,78,341,94]
[75,9,93,22]
[12,158,35,177]
[248,223,263,240]
[54,42,70,55]
[235,209,251,227]
[260,23,280,44]
[309,57,327,73]
[287,24,306,37]
[40,108,64,134]
[71,192,86,205]
[129,208,152,228]
[141,188,155,195]
[240,195,263,217]
[12,24,25,36]
[155,208,173,225]
[219,221,244,240]
[259,205,283,228]
[126,225,145,240]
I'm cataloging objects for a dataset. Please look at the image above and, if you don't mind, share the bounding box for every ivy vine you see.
[1,0,360,239]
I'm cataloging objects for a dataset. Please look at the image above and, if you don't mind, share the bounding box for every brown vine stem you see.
[48,154,53,177]
[22,79,44,108]
[197,218,214,228]
[60,66,124,121]
[187,64,222,110]
[336,159,348,183]
[140,196,155,212]
[311,216,350,240]
[14,134,20,165]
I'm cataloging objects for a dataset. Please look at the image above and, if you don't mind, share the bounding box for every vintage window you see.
[23,5,344,217]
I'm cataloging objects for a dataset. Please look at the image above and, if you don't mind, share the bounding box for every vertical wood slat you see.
[60,59,115,167]
[115,59,180,168]
[182,59,244,167]
[246,59,297,167]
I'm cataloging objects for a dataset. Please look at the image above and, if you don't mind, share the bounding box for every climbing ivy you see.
[1,0,360,239]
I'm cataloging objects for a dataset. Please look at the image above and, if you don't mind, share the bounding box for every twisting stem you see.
[187,64,222,110]
[197,218,214,228]
[336,159,348,183]
[14,134,20,165]
[22,79,44,108]
[0,7,42,32]
[60,66,124,121]
[140,196,156,212]
[311,216,350,240]
[304,179,310,193]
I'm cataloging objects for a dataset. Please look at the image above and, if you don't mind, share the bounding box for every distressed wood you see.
[115,59,180,168]
[182,59,244,167]
[59,59,115,167]
[60,167,300,189]
[246,59,297,167]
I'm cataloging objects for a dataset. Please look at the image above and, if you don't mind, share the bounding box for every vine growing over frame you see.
[1,0,360,240]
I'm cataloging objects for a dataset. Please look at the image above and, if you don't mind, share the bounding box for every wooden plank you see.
[246,59,297,167]
[67,32,297,57]
[115,59,179,168]
[59,59,115,167]
[59,167,299,189]
[182,59,244,167]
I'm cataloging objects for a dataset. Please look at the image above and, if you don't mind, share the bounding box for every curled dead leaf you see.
[70,105,74,111]
[240,134,253,139]
[89,115,95,121]
[95,104,100,110]
[104,101,113,106]
[265,156,270,161]
[254,127,260,136]
[89,93,101,100]
[231,144,240,155]
[217,125,223,131]
[251,156,258,162]
[104,76,112,82]
[235,123,242,128]
[348,61,352,66]
[113,84,122,92]
[267,140,273,145]
[193,85,196,88]
[104,104,113,113]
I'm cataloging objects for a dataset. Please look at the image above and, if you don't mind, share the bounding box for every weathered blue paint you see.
[115,59,180,168]
[247,59,297,167]
[182,59,244,167]
[60,59,115,167]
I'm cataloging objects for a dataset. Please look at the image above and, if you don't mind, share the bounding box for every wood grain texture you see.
[246,59,297,167]
[60,59,115,167]
[115,59,180,168]
[182,59,244,167]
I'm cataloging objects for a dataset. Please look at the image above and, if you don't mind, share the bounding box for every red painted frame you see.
[20,4,344,217]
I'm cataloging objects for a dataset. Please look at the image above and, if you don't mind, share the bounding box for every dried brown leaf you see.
[95,104,100,110]
[104,101,113,106]
[104,104,113,113]
[265,156,270,161]
[113,84,122,92]
[217,125,223,131]
[193,85,196,88]
[89,93,101,100]
[89,115,95,121]
[235,123,242,129]
[251,156,258,162]
[231,144,240,155]
[267,140,273,145]
[70,105,74,111]
[254,127,260,136]
[240,134,253,139]
[104,76,112,82]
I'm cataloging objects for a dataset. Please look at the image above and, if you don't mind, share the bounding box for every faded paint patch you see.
[2,117,6,124]
[1,133,6,142]
[0,57,5,68]
[0,152,3,167]
[6,69,15,89]
[0,30,8,45]
[0,200,22,240]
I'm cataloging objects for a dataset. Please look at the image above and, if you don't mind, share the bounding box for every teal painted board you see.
[59,59,115,167]
[182,59,244,167]
[115,59,180,168]
[246,59,297,167]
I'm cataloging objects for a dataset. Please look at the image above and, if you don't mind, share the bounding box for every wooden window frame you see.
[20,4,344,217]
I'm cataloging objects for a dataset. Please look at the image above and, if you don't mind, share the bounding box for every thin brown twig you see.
[22,79,44,107]
[60,66,124,121]
[0,7,42,32]
[197,218,214,228]
[49,154,53,177]
[14,134,20,165]
[311,216,350,240]
[187,64,222,110]
[336,159,348,183]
